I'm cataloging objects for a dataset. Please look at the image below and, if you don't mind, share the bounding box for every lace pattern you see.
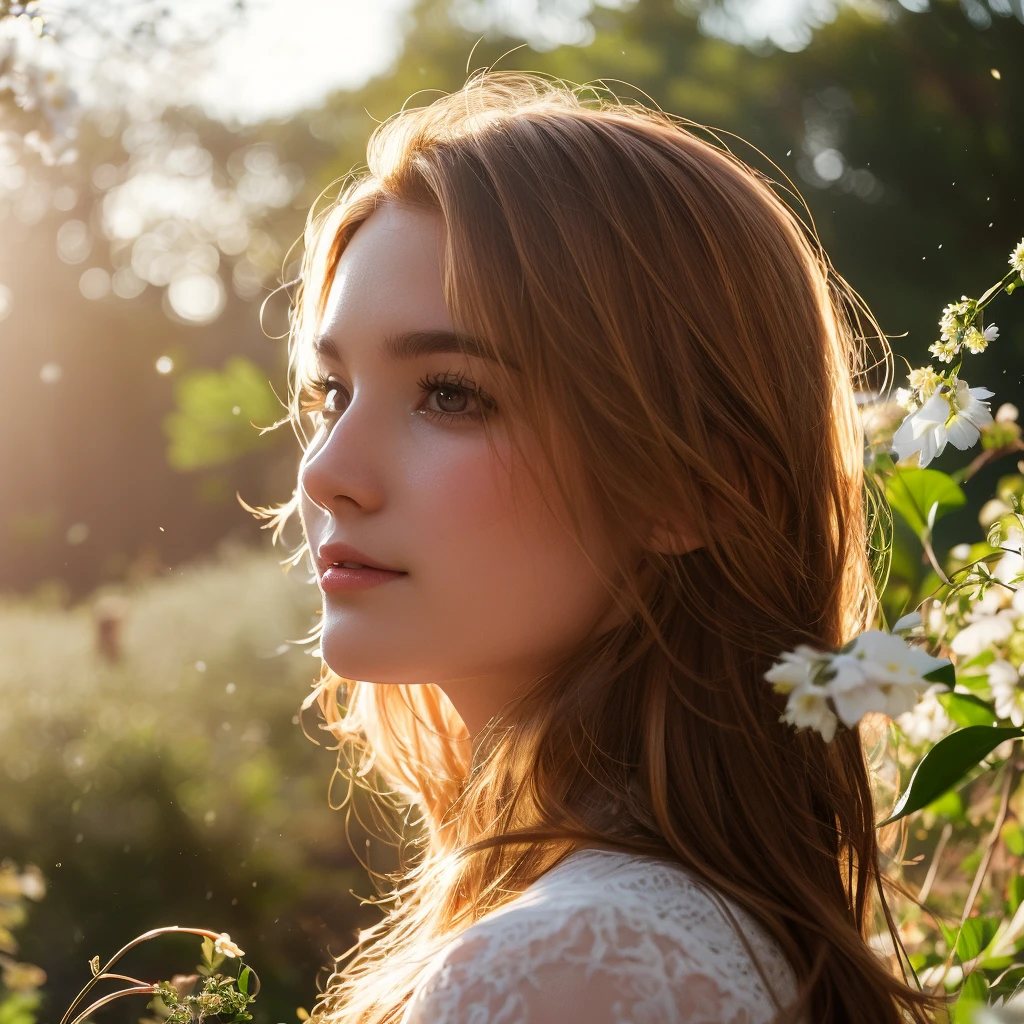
[401,849,798,1024]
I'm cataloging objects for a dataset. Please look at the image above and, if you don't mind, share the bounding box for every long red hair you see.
[265,71,935,1023]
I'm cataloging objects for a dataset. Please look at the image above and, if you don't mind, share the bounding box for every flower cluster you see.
[887,237,1024,469]
[946,519,1024,729]
[1010,237,1024,278]
[764,629,951,742]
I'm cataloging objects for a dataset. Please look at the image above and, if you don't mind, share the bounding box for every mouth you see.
[315,542,407,591]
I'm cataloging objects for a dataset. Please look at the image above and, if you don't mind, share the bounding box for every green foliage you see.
[151,938,256,1024]
[0,550,386,1024]
[163,358,284,472]
[886,468,967,540]
[881,726,1023,824]
[938,692,998,727]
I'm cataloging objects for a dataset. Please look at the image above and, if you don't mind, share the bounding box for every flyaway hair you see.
[262,71,936,1024]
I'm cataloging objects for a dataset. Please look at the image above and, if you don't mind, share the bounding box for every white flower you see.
[1010,237,1024,277]
[950,609,1017,658]
[897,684,954,745]
[907,366,942,398]
[891,378,994,468]
[945,377,995,450]
[779,684,839,742]
[214,933,245,958]
[766,631,950,740]
[895,387,915,410]
[996,402,1019,424]
[984,323,1000,343]
[989,658,1024,727]
[929,338,959,363]
[964,326,990,355]
[938,295,976,339]
[763,645,826,692]
[891,390,950,467]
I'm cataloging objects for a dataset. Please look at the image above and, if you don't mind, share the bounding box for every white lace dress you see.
[401,848,798,1024]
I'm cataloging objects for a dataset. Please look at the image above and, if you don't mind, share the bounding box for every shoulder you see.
[402,849,797,1024]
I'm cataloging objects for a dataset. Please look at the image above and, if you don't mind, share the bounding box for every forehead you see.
[318,202,453,344]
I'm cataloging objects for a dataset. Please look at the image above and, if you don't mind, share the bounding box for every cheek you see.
[403,433,614,668]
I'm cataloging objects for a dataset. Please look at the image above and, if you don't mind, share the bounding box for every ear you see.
[646,517,703,556]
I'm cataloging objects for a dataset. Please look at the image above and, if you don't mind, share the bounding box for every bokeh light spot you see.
[79,267,111,300]
[167,272,225,324]
[155,355,174,374]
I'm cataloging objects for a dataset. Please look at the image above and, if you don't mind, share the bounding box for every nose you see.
[299,400,388,516]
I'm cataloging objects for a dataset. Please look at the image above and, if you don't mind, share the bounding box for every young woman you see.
[266,72,936,1023]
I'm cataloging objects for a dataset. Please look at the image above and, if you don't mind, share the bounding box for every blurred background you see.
[0,0,1021,1020]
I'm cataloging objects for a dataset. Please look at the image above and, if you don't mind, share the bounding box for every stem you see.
[978,268,1020,309]
[922,532,951,587]
[918,821,953,905]
[959,440,1024,484]
[68,986,157,1024]
[960,747,1019,928]
[58,927,224,1024]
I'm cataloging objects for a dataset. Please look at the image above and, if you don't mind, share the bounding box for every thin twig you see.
[68,986,156,1024]
[919,821,953,905]
[959,441,1024,484]
[961,750,1019,928]
[58,926,223,1024]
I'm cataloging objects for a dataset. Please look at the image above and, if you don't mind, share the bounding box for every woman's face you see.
[298,203,622,735]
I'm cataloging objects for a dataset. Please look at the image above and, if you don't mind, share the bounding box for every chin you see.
[320,635,418,686]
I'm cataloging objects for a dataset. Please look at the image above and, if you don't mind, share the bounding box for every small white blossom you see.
[895,387,916,410]
[1010,237,1024,277]
[907,366,942,398]
[938,295,977,340]
[996,402,1019,423]
[950,608,1017,658]
[963,326,990,355]
[780,684,839,742]
[214,933,245,958]
[896,684,954,745]
[989,658,1024,727]
[929,338,959,363]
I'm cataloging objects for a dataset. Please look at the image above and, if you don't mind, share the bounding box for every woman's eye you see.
[418,373,496,422]
[323,382,347,414]
[303,376,349,420]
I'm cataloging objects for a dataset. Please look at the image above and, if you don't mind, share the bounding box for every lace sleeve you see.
[401,876,795,1024]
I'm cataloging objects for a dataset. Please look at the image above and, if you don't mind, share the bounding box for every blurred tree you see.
[164,358,284,472]
[0,0,1020,599]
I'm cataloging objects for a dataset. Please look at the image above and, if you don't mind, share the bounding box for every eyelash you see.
[302,370,497,426]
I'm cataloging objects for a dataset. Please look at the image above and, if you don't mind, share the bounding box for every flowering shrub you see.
[767,234,1024,1018]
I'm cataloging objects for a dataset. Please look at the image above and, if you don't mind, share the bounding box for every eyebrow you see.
[313,329,500,364]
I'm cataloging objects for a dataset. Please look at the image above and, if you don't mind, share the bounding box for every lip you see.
[315,541,407,593]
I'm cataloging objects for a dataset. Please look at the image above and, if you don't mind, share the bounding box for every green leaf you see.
[1008,874,1024,914]
[878,725,1024,825]
[959,969,989,1002]
[939,920,960,951]
[937,692,997,727]
[238,966,251,996]
[1001,821,1024,857]
[926,789,964,820]
[960,648,996,672]
[925,661,957,689]
[886,468,967,539]
[956,917,1000,961]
